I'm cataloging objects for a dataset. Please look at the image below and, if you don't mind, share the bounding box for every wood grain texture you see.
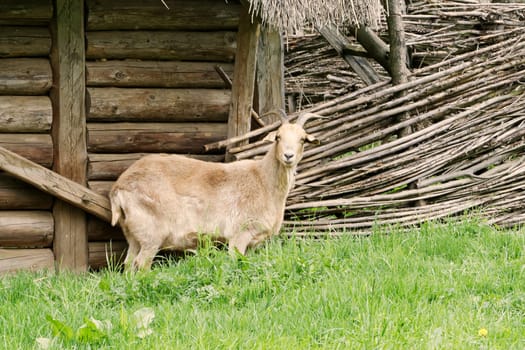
[87,88,231,122]
[88,181,113,197]
[0,173,53,209]
[0,248,54,274]
[88,153,224,180]
[0,58,53,95]
[256,28,285,123]
[87,216,124,241]
[226,5,259,159]
[50,0,89,272]
[0,26,51,57]
[86,60,234,88]
[0,211,53,248]
[86,31,237,62]
[0,146,112,223]
[88,241,127,269]
[0,0,52,25]
[0,134,53,167]
[88,122,228,153]
[87,0,240,31]
[0,96,52,132]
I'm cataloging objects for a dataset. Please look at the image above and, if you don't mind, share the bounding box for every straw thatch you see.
[247,0,383,33]
[207,1,525,235]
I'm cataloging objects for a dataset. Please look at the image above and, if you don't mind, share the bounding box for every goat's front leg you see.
[228,232,254,256]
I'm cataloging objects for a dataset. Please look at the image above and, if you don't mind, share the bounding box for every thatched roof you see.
[247,0,383,33]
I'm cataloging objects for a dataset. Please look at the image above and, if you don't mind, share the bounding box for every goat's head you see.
[264,111,319,167]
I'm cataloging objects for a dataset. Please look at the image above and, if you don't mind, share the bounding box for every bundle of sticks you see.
[405,0,525,67]
[284,34,369,110]
[208,2,525,235]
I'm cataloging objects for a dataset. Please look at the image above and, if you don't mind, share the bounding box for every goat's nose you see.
[284,153,294,161]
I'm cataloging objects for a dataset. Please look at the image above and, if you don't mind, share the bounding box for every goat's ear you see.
[263,131,277,143]
[306,133,320,145]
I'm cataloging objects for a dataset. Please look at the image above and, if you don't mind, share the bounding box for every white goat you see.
[109,113,319,270]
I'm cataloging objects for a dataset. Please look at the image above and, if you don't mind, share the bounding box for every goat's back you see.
[109,154,278,236]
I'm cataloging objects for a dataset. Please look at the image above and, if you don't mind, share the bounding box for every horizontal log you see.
[87,88,230,122]
[0,96,52,132]
[86,31,236,62]
[86,60,234,88]
[88,216,124,241]
[87,0,240,31]
[0,58,52,95]
[0,211,53,248]
[0,173,53,209]
[0,248,54,274]
[0,134,53,167]
[88,241,127,270]
[87,122,228,153]
[0,0,52,25]
[88,181,113,197]
[88,153,225,180]
[0,146,112,223]
[0,26,51,58]
[88,154,143,182]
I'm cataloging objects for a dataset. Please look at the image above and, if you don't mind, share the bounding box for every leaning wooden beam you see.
[0,146,112,224]
[317,26,382,86]
[349,25,390,74]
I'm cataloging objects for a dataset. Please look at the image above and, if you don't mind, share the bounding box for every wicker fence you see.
[211,1,525,234]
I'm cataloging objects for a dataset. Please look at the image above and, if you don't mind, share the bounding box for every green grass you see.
[1,217,524,349]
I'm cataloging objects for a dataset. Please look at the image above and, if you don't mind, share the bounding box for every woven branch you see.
[206,1,525,234]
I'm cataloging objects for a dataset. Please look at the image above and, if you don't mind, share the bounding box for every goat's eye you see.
[275,135,281,141]
[300,138,305,144]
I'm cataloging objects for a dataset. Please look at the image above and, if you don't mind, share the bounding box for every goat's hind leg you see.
[133,242,161,271]
[122,219,163,271]
[119,223,140,271]
[123,236,140,270]
[132,226,164,270]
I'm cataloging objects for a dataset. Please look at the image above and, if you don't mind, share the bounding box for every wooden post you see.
[226,4,260,161]
[50,0,88,272]
[256,27,284,123]
[386,0,411,137]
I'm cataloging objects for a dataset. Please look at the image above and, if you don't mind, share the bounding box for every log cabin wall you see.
[84,0,240,268]
[0,0,244,272]
[0,0,55,272]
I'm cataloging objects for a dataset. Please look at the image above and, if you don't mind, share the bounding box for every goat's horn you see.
[260,108,288,124]
[296,112,319,127]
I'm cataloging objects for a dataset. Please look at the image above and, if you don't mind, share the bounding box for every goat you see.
[109,113,319,270]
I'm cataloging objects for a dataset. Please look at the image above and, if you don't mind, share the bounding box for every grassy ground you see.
[1,218,524,349]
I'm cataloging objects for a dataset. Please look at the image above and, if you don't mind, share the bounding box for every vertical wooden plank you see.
[50,0,88,272]
[226,4,260,161]
[256,27,285,123]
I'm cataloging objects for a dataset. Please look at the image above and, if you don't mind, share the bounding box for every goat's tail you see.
[109,190,123,227]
